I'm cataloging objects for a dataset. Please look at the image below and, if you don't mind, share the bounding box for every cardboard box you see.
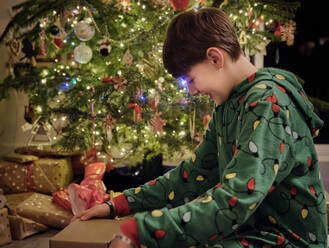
[9,215,49,240]
[50,218,128,248]
[0,208,12,246]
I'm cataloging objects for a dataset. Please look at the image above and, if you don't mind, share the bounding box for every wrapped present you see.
[53,162,111,215]
[0,208,12,246]
[0,188,6,209]
[0,154,73,194]
[15,193,73,229]
[15,145,85,175]
[9,215,48,240]
[5,192,35,215]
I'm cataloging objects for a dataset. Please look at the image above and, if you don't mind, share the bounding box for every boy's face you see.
[185,59,233,106]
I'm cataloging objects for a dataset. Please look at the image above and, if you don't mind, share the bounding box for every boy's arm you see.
[127,97,296,247]
[112,116,219,217]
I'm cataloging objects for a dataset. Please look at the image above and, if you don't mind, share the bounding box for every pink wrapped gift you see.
[53,162,110,215]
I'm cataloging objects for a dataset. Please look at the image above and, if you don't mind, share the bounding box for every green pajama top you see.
[123,68,327,247]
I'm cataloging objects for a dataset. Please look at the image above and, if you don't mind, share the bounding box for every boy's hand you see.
[70,203,111,223]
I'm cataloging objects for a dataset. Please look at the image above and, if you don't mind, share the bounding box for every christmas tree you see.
[0,0,300,166]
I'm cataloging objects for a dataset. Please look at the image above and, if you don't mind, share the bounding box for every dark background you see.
[264,0,329,143]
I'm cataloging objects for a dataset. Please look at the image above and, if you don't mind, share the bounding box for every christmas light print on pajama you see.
[122,68,327,247]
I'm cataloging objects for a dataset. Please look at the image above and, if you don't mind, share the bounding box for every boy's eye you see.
[188,79,194,84]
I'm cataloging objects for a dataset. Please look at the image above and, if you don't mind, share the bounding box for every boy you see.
[72,8,328,248]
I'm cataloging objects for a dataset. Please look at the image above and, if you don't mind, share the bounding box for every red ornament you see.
[238,95,245,105]
[247,73,256,82]
[183,169,188,180]
[229,196,238,208]
[280,142,285,154]
[149,179,157,186]
[277,85,286,93]
[209,234,219,241]
[154,230,166,239]
[276,235,285,245]
[170,0,190,10]
[309,185,316,195]
[307,157,312,168]
[247,178,255,192]
[241,237,249,246]
[290,187,297,197]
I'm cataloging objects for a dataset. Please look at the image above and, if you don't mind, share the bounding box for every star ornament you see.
[115,0,132,12]
[151,112,166,134]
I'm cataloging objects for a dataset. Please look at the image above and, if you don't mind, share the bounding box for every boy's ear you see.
[206,47,223,69]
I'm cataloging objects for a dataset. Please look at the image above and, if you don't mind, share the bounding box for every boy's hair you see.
[163,8,242,78]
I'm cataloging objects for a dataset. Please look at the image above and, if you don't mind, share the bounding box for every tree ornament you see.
[74,42,93,64]
[128,103,143,122]
[8,39,21,56]
[280,20,296,46]
[122,49,134,67]
[170,0,190,10]
[239,31,247,45]
[53,38,64,49]
[151,0,171,9]
[151,112,166,134]
[75,20,95,41]
[98,39,111,57]
[115,0,133,12]
[48,25,60,35]
[102,77,127,90]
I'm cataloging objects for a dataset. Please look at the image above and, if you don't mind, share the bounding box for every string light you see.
[41,79,47,84]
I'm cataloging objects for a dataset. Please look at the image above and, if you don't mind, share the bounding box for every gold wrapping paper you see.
[8,215,49,240]
[0,208,12,246]
[15,193,73,229]
[5,193,34,215]
[0,157,73,194]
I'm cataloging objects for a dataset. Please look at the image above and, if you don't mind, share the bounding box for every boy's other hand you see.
[70,203,111,223]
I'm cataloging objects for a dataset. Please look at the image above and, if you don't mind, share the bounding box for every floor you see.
[1,230,59,248]
[2,162,329,248]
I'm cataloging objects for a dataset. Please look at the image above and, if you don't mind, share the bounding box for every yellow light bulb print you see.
[134,187,141,194]
[268,216,277,224]
[225,173,237,179]
[255,84,267,89]
[274,163,279,175]
[253,120,260,130]
[202,195,213,203]
[151,210,163,217]
[168,191,175,201]
[286,109,290,119]
[196,175,204,181]
[275,74,286,80]
[249,202,257,210]
[313,129,319,138]
[301,207,308,219]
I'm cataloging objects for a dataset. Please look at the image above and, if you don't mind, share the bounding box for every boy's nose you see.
[187,83,198,96]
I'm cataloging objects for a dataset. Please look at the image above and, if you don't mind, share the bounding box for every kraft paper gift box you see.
[0,208,12,246]
[15,192,73,229]
[0,154,73,194]
[49,218,129,248]
[8,215,49,240]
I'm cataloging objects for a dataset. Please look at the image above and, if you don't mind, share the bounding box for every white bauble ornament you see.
[75,20,95,41]
[74,42,93,64]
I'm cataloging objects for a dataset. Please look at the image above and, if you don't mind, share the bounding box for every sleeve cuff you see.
[112,193,130,217]
[120,218,140,247]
